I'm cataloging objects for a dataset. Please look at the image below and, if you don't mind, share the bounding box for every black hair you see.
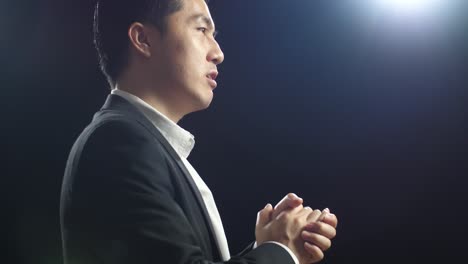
[93,0,184,88]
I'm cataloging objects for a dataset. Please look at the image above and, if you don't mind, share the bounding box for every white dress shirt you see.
[111,89,298,264]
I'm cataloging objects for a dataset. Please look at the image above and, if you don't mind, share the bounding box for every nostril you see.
[212,57,222,65]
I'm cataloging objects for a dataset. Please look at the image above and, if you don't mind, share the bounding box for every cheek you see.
[171,42,194,74]
[162,44,188,80]
[164,36,206,83]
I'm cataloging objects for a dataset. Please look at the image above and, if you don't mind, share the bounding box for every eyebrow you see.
[188,13,215,31]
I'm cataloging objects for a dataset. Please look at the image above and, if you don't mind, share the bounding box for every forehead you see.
[177,0,214,24]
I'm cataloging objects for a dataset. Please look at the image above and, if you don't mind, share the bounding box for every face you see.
[148,0,224,116]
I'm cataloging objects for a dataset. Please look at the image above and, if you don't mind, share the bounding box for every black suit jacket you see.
[60,94,295,264]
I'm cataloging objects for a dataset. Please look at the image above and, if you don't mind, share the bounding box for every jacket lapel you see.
[95,94,221,259]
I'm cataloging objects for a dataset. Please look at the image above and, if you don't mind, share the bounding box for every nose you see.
[207,39,224,65]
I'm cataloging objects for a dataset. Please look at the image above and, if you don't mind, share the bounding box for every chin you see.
[198,98,213,111]
[193,92,214,112]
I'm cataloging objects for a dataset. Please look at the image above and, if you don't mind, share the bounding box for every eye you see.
[197,27,207,33]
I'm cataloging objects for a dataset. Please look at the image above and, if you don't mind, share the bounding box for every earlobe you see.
[128,22,151,58]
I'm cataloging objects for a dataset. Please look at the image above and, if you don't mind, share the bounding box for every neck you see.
[115,72,185,124]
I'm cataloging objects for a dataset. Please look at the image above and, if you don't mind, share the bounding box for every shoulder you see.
[76,110,155,150]
[64,110,175,194]
[67,110,169,171]
[88,110,152,140]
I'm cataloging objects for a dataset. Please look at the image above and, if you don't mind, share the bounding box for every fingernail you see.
[265,203,272,209]
[324,208,330,213]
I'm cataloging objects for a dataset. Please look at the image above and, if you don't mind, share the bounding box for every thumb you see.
[285,193,304,208]
[256,203,273,228]
[272,193,303,219]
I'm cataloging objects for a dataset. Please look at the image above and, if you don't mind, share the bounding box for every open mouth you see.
[206,71,218,80]
[206,72,218,88]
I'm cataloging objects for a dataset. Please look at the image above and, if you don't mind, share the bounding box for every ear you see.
[128,22,152,58]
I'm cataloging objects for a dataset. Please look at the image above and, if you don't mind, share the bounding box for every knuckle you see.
[316,222,337,239]
[306,243,324,261]
[314,221,323,230]
[278,212,288,221]
[302,230,312,240]
[323,239,332,251]
[306,231,317,241]
[314,247,324,260]
[292,216,301,225]
[316,251,324,261]
[330,227,337,238]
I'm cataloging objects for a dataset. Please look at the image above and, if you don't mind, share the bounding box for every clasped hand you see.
[255,193,338,264]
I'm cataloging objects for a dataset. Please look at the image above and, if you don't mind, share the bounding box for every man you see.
[60,0,338,263]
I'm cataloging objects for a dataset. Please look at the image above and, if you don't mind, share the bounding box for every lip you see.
[206,70,218,89]
[207,77,217,89]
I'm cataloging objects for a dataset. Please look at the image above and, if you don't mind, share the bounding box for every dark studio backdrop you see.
[2,0,467,263]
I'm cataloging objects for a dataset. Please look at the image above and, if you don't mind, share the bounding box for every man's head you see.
[94,0,224,120]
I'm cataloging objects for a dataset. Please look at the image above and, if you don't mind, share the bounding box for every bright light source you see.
[382,0,433,10]
[377,0,442,15]
[348,0,457,44]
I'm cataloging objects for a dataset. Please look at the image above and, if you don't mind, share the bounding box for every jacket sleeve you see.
[61,118,295,264]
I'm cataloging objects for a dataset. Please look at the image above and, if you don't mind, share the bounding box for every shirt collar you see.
[111,89,195,159]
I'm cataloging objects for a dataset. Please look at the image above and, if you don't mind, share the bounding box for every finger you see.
[256,204,273,227]
[276,202,305,220]
[321,213,338,229]
[272,193,303,219]
[285,193,304,208]
[304,221,336,239]
[301,230,332,251]
[295,206,313,220]
[317,208,330,222]
[304,241,324,263]
[306,209,322,223]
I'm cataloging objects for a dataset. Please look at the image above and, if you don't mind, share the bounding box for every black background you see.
[2,0,468,263]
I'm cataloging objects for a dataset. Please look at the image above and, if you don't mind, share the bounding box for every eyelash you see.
[197,27,218,38]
